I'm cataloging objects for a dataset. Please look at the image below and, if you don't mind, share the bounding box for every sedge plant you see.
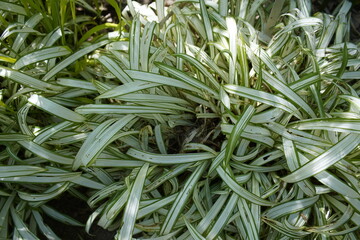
[1,0,360,239]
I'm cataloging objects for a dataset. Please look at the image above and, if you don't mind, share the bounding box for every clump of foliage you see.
[1,0,360,239]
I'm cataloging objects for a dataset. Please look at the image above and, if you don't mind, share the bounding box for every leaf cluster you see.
[1,0,360,239]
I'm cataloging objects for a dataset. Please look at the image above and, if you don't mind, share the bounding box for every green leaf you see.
[75,104,178,115]
[41,205,84,226]
[0,66,64,92]
[144,163,192,192]
[42,40,109,81]
[125,70,201,93]
[98,55,133,84]
[216,166,274,206]
[326,195,360,226]
[282,133,360,182]
[117,163,149,240]
[206,193,239,239]
[137,194,177,219]
[219,0,228,16]
[249,49,316,117]
[160,161,208,235]
[282,138,316,197]
[220,86,231,109]
[47,167,105,190]
[200,0,214,58]
[156,62,218,96]
[289,118,360,134]
[18,182,70,202]
[0,166,45,178]
[13,46,72,70]
[337,42,348,78]
[126,148,215,165]
[341,71,360,80]
[98,188,130,228]
[0,1,27,15]
[10,206,39,240]
[221,124,275,147]
[115,93,190,105]
[92,159,144,168]
[33,121,73,144]
[96,81,161,99]
[28,94,86,123]
[264,196,319,219]
[226,17,237,85]
[0,55,16,64]
[73,115,136,170]
[140,21,156,71]
[225,105,256,165]
[18,140,73,165]
[57,78,97,90]
[263,217,310,238]
[196,194,228,234]
[266,122,331,147]
[154,124,167,154]
[237,197,260,240]
[11,13,43,54]
[184,217,206,240]
[129,18,141,70]
[0,134,32,142]
[0,172,80,183]
[224,84,301,118]
[274,17,323,37]
[32,210,61,240]
[209,148,226,175]
[289,73,320,91]
[0,193,15,230]
[174,54,220,89]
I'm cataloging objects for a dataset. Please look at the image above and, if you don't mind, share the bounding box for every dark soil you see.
[43,191,116,240]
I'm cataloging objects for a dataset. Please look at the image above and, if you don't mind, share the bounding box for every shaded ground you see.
[44,192,116,240]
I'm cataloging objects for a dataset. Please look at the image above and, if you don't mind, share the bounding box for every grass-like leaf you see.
[117,163,149,240]
[28,94,86,122]
[282,134,360,182]
[73,115,136,170]
[160,161,207,235]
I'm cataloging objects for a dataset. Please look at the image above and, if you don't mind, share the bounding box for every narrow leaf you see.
[28,94,86,123]
[117,163,149,240]
[282,133,360,182]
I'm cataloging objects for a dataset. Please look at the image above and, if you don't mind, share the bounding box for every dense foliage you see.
[1,0,360,239]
